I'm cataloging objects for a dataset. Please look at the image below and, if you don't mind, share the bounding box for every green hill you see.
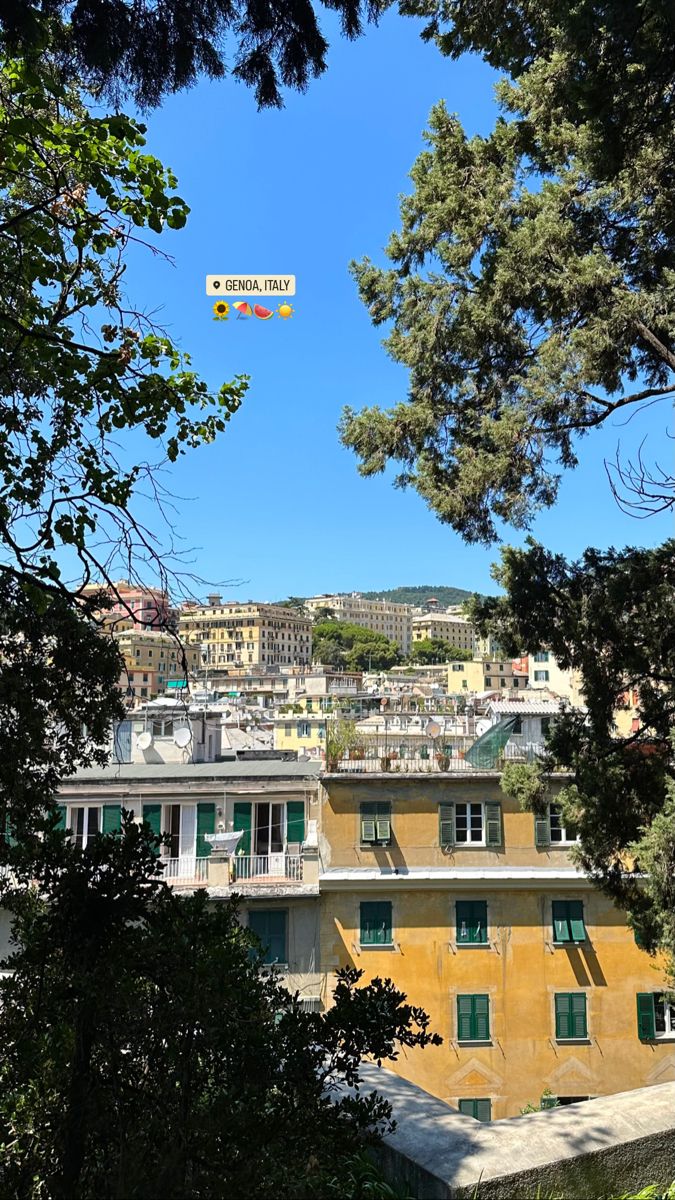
[359,585,480,607]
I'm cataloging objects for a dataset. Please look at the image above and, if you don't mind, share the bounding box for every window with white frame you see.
[162,804,197,859]
[655,994,675,1038]
[549,804,579,844]
[454,802,485,844]
[534,670,550,682]
[69,805,101,850]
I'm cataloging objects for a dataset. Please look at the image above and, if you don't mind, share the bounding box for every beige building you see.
[527,652,585,705]
[306,593,414,653]
[412,613,475,653]
[447,659,527,693]
[179,597,312,670]
[114,628,200,702]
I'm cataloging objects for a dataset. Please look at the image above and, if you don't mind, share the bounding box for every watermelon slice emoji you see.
[233,301,253,317]
[253,304,273,320]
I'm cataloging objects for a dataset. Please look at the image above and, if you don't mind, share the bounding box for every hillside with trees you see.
[360,585,478,606]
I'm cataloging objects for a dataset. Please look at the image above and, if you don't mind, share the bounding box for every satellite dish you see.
[174,726,191,748]
[425,720,441,739]
[137,731,153,750]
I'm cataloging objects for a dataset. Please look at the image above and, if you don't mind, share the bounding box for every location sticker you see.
[206,274,296,296]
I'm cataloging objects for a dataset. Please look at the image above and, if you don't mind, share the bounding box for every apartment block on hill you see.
[305,593,414,653]
[114,629,200,702]
[83,579,177,631]
[412,612,476,653]
[179,597,312,669]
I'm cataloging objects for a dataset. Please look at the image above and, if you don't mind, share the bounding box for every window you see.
[69,805,100,850]
[534,670,550,682]
[511,715,522,734]
[457,994,490,1042]
[253,801,285,855]
[360,901,393,946]
[248,909,287,965]
[151,719,174,738]
[540,716,552,735]
[555,993,588,1040]
[637,993,675,1040]
[456,900,488,945]
[360,802,391,845]
[297,721,311,738]
[552,900,586,943]
[142,672,149,683]
[451,663,464,672]
[548,804,578,845]
[484,676,492,687]
[458,1098,491,1122]
[440,802,501,848]
[534,652,549,663]
[455,802,485,844]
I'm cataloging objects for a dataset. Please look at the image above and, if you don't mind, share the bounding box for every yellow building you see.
[412,613,475,653]
[274,713,327,757]
[114,629,200,701]
[447,659,527,693]
[318,773,674,1118]
[306,593,414,653]
[179,597,312,669]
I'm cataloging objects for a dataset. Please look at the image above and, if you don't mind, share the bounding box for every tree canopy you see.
[312,620,401,671]
[2,0,387,110]
[410,638,471,664]
[341,13,675,541]
[0,815,441,1198]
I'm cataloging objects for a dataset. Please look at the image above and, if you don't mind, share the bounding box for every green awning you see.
[465,717,518,768]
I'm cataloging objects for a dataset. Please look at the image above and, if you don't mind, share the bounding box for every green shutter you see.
[376,816,391,843]
[361,803,390,845]
[233,801,252,854]
[456,900,488,945]
[361,817,376,842]
[457,995,474,1041]
[555,993,587,1039]
[459,1098,490,1121]
[571,993,587,1038]
[102,805,121,834]
[196,802,215,857]
[474,994,490,1041]
[541,1093,558,1109]
[535,814,550,847]
[637,993,656,1040]
[439,803,455,846]
[568,900,586,942]
[55,804,67,831]
[249,909,287,965]
[360,901,392,946]
[142,803,161,853]
[555,993,571,1039]
[286,800,305,845]
[485,803,502,848]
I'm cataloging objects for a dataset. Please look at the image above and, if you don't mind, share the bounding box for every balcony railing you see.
[328,739,550,773]
[161,856,210,884]
[232,853,303,882]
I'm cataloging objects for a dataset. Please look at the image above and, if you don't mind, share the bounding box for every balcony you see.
[160,856,210,885]
[232,853,303,883]
[327,736,550,774]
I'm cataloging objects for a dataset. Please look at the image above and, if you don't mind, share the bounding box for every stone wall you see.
[359,1066,675,1199]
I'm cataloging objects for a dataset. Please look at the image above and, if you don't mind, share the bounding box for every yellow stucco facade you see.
[318,775,674,1117]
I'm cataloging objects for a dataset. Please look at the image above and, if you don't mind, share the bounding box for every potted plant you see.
[437,752,451,771]
[381,755,392,772]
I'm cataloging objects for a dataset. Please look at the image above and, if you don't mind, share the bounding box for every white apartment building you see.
[305,593,413,653]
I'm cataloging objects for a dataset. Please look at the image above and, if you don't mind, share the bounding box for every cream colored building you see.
[114,628,200,702]
[179,597,312,670]
[412,613,476,653]
[527,652,585,705]
[306,593,414,653]
[447,659,528,693]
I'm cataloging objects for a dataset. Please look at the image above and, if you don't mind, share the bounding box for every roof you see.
[66,760,322,784]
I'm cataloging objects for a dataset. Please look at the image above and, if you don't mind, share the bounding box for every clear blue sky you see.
[122,7,673,602]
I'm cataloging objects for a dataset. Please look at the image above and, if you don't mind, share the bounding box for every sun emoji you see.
[213,300,229,320]
[277,301,294,319]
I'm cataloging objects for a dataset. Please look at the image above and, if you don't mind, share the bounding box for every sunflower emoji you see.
[213,300,229,321]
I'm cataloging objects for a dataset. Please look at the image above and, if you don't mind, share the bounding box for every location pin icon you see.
[213,280,221,290]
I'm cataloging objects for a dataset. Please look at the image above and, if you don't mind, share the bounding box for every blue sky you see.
[122,7,673,602]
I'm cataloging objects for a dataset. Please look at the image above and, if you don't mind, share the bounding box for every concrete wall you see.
[359,1066,675,1199]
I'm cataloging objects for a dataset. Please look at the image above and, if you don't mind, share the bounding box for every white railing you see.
[233,853,303,882]
[161,856,209,884]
